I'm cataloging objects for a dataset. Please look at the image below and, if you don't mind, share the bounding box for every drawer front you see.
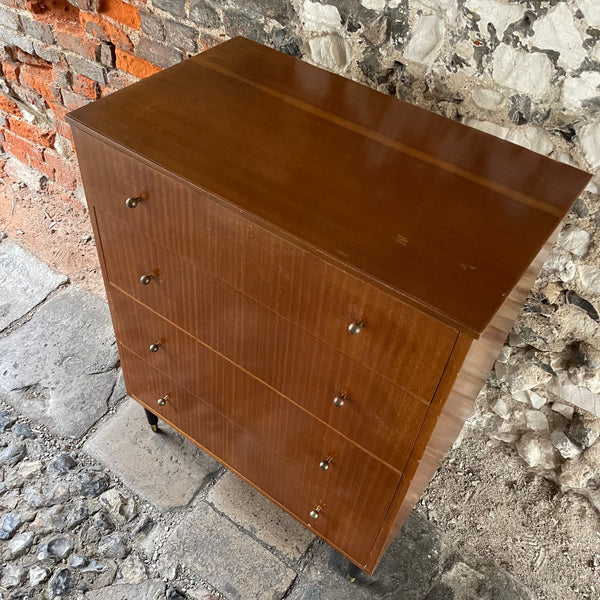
[119,344,399,565]
[109,286,427,472]
[84,141,456,395]
[96,207,446,401]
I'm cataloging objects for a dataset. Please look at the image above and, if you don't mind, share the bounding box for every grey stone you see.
[37,535,74,562]
[565,290,599,322]
[165,20,197,53]
[558,225,591,257]
[65,53,107,84]
[188,1,221,28]
[85,399,219,511]
[0,410,16,432]
[516,432,560,469]
[551,430,582,459]
[288,513,445,600]
[152,0,185,18]
[568,412,600,448]
[84,580,166,599]
[559,454,595,489]
[159,502,296,599]
[0,287,118,438]
[99,488,137,521]
[492,44,552,98]
[1,564,24,589]
[99,532,130,559]
[23,484,45,508]
[69,555,88,568]
[0,6,18,29]
[20,15,55,44]
[29,564,49,586]
[12,422,35,439]
[31,505,66,534]
[273,29,302,57]
[92,510,115,534]
[0,443,26,467]
[0,240,67,331]
[4,156,49,192]
[49,453,78,474]
[207,471,314,561]
[8,531,34,557]
[75,469,111,497]
[0,25,34,53]
[119,554,147,584]
[19,459,44,479]
[0,512,23,539]
[404,14,444,67]
[136,37,183,68]
[48,567,72,598]
[140,10,165,41]
[33,40,62,63]
[309,34,349,71]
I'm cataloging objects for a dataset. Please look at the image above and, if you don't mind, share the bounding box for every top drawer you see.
[79,135,457,388]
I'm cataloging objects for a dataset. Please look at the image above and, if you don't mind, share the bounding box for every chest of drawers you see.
[67,37,590,574]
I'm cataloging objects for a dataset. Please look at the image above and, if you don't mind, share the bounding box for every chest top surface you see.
[67,36,591,337]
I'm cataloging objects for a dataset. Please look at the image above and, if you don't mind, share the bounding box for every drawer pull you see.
[140,274,154,285]
[348,321,364,335]
[125,196,142,209]
[333,393,346,407]
[309,505,321,520]
[319,459,330,471]
[149,343,161,353]
[157,395,169,406]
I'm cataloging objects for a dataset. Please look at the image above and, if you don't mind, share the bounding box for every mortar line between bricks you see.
[0,278,71,341]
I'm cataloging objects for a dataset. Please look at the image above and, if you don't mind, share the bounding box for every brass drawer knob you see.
[157,395,168,406]
[319,459,330,471]
[333,393,346,407]
[125,196,142,209]
[149,343,160,353]
[348,321,364,335]
[140,274,154,285]
[309,506,321,520]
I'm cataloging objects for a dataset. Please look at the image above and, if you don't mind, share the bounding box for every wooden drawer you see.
[119,344,399,565]
[96,207,449,401]
[83,141,457,394]
[109,286,427,472]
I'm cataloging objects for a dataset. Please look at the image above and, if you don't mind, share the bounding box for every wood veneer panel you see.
[76,132,457,377]
[96,208,447,402]
[119,344,399,565]
[364,226,561,573]
[108,286,426,472]
[67,38,591,336]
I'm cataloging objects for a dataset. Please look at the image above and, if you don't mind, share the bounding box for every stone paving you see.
[0,235,530,600]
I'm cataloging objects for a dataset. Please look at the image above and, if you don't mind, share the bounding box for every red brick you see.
[19,64,60,104]
[72,73,100,99]
[99,0,140,29]
[54,119,74,145]
[44,150,80,190]
[7,115,56,148]
[2,61,20,84]
[80,13,133,50]
[3,128,48,174]
[115,48,160,79]
[0,94,21,117]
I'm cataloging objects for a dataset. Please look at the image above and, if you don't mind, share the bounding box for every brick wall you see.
[0,1,599,205]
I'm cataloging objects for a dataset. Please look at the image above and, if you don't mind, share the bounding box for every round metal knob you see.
[333,394,346,407]
[157,395,168,406]
[309,507,321,520]
[149,343,160,353]
[348,321,364,335]
[125,196,142,209]
[140,274,154,285]
[319,459,330,471]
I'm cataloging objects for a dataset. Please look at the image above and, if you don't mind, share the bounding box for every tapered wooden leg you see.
[144,408,159,433]
[347,562,361,583]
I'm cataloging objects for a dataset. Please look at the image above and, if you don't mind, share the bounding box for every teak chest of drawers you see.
[67,37,591,574]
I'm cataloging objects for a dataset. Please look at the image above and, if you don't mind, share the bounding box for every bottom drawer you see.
[119,344,399,565]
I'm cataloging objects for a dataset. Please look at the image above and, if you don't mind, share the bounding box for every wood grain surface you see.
[67,37,591,336]
[96,208,448,402]
[108,286,427,472]
[74,133,457,373]
[119,344,399,565]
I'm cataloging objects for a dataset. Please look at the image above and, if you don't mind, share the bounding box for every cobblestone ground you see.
[0,233,532,599]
